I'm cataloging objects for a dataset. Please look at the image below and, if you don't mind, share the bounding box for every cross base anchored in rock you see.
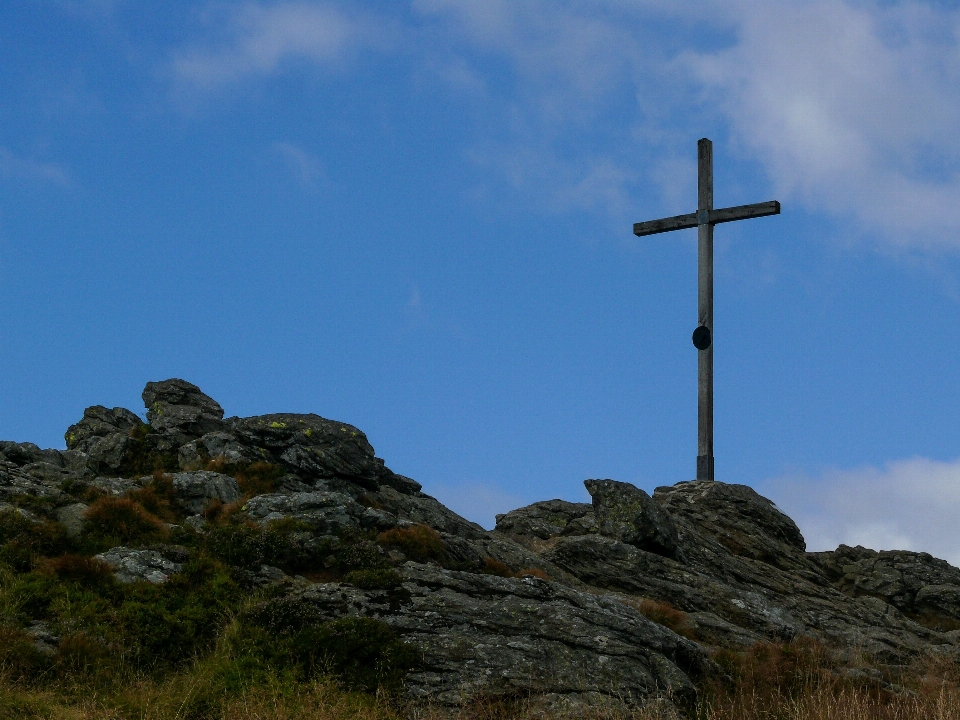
[633,139,780,481]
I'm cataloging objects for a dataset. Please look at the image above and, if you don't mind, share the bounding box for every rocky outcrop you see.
[4,378,960,712]
[242,490,394,533]
[585,479,679,558]
[143,379,225,439]
[495,499,596,547]
[269,563,709,707]
[171,471,241,515]
[810,544,960,627]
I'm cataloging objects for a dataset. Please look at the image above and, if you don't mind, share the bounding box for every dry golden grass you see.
[4,676,960,720]
[3,634,960,720]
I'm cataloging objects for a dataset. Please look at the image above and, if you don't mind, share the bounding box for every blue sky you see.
[4,0,960,561]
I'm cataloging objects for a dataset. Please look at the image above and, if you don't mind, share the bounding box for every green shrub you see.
[376,525,445,563]
[290,617,420,693]
[4,570,61,621]
[127,471,179,522]
[53,631,111,677]
[234,462,286,497]
[41,554,114,588]
[0,625,51,680]
[244,594,325,636]
[205,520,335,576]
[0,510,68,571]
[81,496,168,548]
[334,539,388,573]
[115,556,240,670]
[343,569,403,590]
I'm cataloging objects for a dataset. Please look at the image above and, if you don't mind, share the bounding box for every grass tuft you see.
[376,526,445,564]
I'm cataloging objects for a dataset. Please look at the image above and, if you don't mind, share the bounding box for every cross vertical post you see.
[697,139,714,482]
[632,138,780,482]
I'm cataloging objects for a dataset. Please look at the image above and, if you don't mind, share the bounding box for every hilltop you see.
[1,379,959,718]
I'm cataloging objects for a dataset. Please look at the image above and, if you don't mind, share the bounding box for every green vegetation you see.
[4,488,960,719]
[376,525,445,563]
[120,423,180,475]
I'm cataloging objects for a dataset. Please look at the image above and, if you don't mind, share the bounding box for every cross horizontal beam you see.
[632,200,780,238]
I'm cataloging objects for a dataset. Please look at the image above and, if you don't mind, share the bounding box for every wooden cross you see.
[633,138,780,482]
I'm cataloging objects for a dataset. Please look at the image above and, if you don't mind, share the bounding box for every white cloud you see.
[416,0,960,249]
[689,0,960,249]
[764,456,960,566]
[168,1,960,249]
[273,141,326,188]
[172,2,375,87]
[0,147,70,186]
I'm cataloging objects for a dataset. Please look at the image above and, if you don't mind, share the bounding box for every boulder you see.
[494,499,596,544]
[56,502,88,538]
[654,481,806,559]
[229,414,387,489]
[95,547,183,584]
[585,479,679,558]
[143,379,226,439]
[64,406,142,453]
[0,442,92,494]
[241,491,394,534]
[171,471,241,515]
[62,405,148,476]
[0,503,38,521]
[0,459,64,500]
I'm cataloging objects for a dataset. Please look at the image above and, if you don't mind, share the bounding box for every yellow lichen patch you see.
[270,421,287,429]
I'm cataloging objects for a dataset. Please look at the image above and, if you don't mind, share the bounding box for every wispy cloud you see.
[416,0,960,249]
[167,1,960,250]
[172,2,380,87]
[689,0,960,249]
[764,457,960,566]
[272,141,326,189]
[0,147,70,187]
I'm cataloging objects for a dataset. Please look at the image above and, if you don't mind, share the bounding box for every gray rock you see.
[88,476,143,496]
[184,514,207,532]
[171,471,241,515]
[585,480,679,558]
[229,414,388,490]
[279,562,709,708]
[654,480,806,559]
[242,491,395,534]
[64,406,142,453]
[83,433,132,474]
[95,547,183,584]
[810,544,960,625]
[178,431,258,470]
[540,483,947,661]
[0,503,38,521]
[143,379,225,439]
[686,611,766,648]
[494,499,596,545]
[0,459,63,500]
[370,485,487,540]
[26,621,59,655]
[56,502,89,538]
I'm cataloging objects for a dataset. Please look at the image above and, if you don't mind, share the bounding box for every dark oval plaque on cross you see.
[692,325,711,350]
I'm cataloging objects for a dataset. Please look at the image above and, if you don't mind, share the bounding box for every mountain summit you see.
[2,379,958,715]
